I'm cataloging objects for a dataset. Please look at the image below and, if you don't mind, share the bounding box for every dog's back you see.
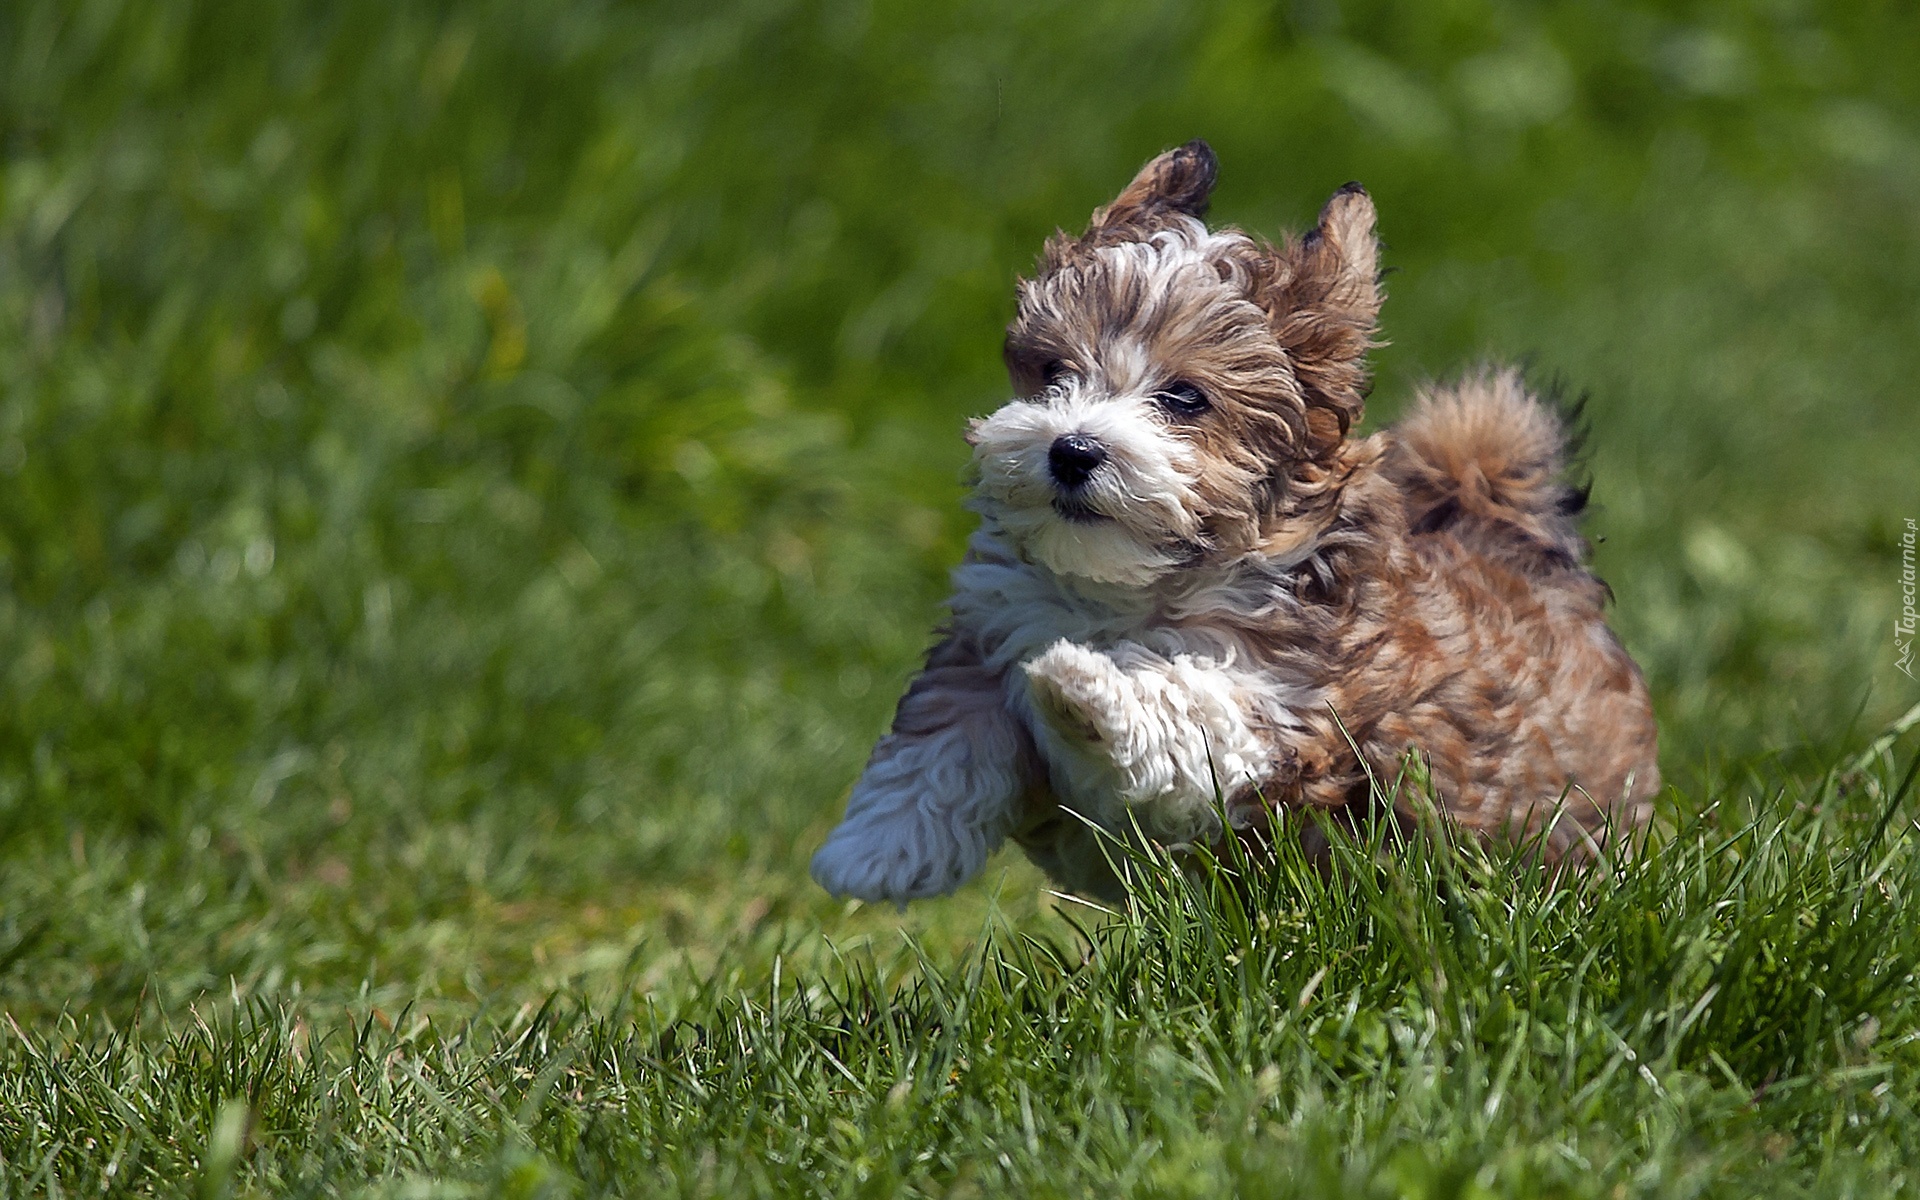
[1353,369,1659,857]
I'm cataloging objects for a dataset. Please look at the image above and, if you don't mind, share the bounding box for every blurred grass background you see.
[0,0,1915,1033]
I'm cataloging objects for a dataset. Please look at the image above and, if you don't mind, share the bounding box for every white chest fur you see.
[950,529,1299,847]
[810,529,1314,903]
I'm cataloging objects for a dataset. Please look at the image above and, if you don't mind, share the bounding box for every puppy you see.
[812,141,1659,902]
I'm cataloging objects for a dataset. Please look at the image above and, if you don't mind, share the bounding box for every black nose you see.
[1048,434,1107,488]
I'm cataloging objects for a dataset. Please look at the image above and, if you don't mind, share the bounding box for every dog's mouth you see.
[1051,495,1110,523]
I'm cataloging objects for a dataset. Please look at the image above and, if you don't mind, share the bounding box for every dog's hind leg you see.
[811,636,1036,903]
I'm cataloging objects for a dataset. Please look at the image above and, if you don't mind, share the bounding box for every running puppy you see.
[813,141,1659,902]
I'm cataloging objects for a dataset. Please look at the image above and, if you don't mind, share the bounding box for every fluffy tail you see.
[1387,368,1589,565]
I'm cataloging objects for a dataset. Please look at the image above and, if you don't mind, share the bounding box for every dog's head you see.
[968,141,1381,587]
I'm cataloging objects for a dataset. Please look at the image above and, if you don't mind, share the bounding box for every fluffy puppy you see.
[812,141,1659,902]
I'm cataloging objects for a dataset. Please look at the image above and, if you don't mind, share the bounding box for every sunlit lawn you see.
[1,0,1917,1194]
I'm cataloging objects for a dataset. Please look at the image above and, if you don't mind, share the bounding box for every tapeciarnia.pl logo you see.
[1899,517,1917,679]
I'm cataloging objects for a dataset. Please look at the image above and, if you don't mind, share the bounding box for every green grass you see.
[1,0,1917,1194]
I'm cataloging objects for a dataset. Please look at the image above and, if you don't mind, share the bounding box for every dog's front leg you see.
[812,636,1034,903]
[1023,639,1270,842]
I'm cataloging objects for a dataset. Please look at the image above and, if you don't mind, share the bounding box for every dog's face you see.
[969,142,1383,587]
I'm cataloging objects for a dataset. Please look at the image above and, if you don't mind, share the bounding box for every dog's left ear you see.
[1257,183,1383,456]
[1087,140,1219,238]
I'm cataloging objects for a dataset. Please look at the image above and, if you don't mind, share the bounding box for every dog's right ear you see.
[1087,140,1218,238]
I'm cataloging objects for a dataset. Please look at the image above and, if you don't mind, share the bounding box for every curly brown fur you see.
[813,142,1659,904]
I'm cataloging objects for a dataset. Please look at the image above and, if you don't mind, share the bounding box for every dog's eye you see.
[1154,381,1211,416]
[1041,360,1072,387]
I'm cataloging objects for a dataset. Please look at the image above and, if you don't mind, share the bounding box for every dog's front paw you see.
[1023,640,1131,747]
[811,818,983,904]
[811,796,990,904]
